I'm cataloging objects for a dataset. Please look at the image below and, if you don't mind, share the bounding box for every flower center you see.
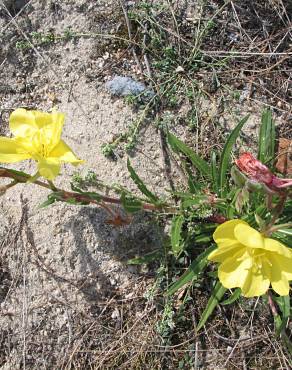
[245,248,267,274]
[30,130,55,159]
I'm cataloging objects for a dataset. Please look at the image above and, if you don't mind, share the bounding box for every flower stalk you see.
[0,166,173,215]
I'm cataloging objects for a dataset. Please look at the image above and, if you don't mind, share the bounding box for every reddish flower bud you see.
[206,214,228,224]
[235,152,292,191]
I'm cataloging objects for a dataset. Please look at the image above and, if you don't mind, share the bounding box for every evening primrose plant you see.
[0,108,291,349]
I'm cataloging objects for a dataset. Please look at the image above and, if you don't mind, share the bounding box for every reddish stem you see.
[0,168,168,214]
[267,291,278,317]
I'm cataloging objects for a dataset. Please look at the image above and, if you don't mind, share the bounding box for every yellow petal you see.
[213,219,247,248]
[218,251,252,289]
[9,109,65,145]
[38,158,61,180]
[266,253,291,295]
[39,111,65,149]
[271,274,290,296]
[264,238,292,258]
[0,137,31,162]
[49,140,84,165]
[208,243,245,262]
[262,257,272,281]
[234,223,264,249]
[241,270,270,297]
[9,108,39,137]
[268,253,292,280]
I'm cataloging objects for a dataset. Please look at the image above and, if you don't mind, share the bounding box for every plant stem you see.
[0,167,174,213]
[268,223,292,233]
[48,180,58,191]
[262,193,288,236]
[267,291,278,317]
[0,180,18,193]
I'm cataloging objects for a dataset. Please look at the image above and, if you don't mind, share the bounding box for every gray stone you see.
[105,76,155,102]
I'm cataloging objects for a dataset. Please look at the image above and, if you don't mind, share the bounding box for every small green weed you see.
[99,0,236,155]
[15,28,76,51]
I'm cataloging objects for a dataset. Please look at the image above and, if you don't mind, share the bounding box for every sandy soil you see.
[0,1,170,368]
[0,1,291,369]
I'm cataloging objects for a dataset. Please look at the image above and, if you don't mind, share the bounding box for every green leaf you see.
[273,295,290,336]
[234,186,250,213]
[38,194,57,208]
[127,249,162,265]
[171,215,184,256]
[195,234,213,245]
[219,115,249,195]
[70,183,102,202]
[38,191,66,208]
[64,197,90,205]
[187,174,198,194]
[120,193,142,213]
[231,165,247,187]
[211,151,219,193]
[167,245,215,295]
[272,232,292,248]
[197,281,227,331]
[184,162,200,194]
[181,195,208,209]
[167,132,211,178]
[273,314,283,336]
[127,158,159,203]
[258,109,275,164]
[280,295,290,319]
[276,229,292,236]
[39,191,91,208]
[221,288,242,305]
[272,296,292,354]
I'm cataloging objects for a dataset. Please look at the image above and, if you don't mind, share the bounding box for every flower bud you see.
[235,152,292,191]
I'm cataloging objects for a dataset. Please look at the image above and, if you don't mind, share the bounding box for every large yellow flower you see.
[208,220,292,297]
[0,108,83,180]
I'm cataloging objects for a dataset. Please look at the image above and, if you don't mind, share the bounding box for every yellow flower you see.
[208,220,292,297]
[0,108,83,180]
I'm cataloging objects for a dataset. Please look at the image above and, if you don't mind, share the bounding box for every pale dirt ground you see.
[0,1,168,368]
[0,1,291,369]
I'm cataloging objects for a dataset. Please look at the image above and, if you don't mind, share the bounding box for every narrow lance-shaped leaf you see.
[127,158,159,203]
[273,295,291,336]
[221,288,242,305]
[38,193,58,208]
[197,281,227,331]
[275,229,292,236]
[127,249,162,265]
[219,115,249,195]
[258,109,275,164]
[270,295,292,353]
[271,232,292,248]
[211,151,219,193]
[120,192,142,213]
[167,132,211,178]
[167,245,215,296]
[171,215,184,256]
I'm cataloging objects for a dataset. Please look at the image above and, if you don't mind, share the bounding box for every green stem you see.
[48,180,58,191]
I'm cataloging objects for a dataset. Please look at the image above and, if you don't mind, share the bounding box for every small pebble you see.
[105,76,155,102]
